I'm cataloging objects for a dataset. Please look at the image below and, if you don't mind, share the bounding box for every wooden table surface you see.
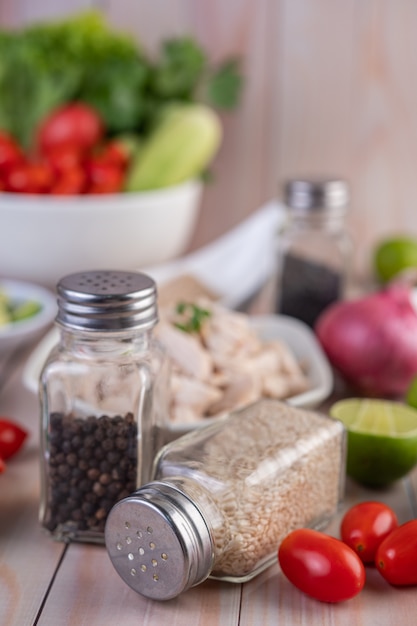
[1,332,417,626]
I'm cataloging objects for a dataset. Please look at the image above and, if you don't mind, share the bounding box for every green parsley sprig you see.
[174,301,212,333]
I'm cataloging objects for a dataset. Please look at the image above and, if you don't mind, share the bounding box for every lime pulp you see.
[330,398,417,487]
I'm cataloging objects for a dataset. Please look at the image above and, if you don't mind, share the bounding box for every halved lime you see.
[405,376,417,410]
[329,398,417,487]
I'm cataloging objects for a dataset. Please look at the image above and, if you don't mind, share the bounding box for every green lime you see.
[373,236,417,283]
[406,376,417,410]
[329,398,417,487]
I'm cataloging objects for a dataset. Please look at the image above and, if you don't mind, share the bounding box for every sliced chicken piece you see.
[155,321,213,381]
[171,373,222,417]
[241,347,282,378]
[286,375,310,396]
[170,404,202,424]
[200,304,261,360]
[210,370,230,387]
[207,372,261,416]
[262,375,293,399]
[158,298,311,425]
[269,340,306,377]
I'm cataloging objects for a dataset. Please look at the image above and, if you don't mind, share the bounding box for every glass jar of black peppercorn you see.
[273,178,353,328]
[39,270,169,544]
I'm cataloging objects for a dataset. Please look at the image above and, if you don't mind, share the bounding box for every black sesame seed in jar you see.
[43,412,138,537]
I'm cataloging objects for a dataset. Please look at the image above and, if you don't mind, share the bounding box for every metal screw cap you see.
[284,178,349,214]
[56,270,158,332]
[105,482,214,601]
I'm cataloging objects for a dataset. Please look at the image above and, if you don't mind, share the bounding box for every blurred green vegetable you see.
[125,103,222,190]
[0,290,41,326]
[0,10,242,150]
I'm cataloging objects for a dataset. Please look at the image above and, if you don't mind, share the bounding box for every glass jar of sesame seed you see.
[104,398,346,600]
[39,270,169,544]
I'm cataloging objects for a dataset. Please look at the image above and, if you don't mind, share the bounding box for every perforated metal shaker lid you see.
[104,482,214,601]
[56,270,158,331]
[284,178,349,214]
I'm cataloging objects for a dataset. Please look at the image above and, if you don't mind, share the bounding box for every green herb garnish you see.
[174,301,212,333]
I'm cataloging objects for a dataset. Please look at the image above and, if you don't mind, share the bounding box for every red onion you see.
[315,284,417,396]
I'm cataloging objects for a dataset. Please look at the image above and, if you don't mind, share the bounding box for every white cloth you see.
[144,200,283,308]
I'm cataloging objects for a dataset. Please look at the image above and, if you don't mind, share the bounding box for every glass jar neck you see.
[57,324,152,357]
[285,208,347,232]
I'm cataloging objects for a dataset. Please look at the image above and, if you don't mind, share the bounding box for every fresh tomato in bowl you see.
[29,161,55,193]
[0,132,24,173]
[94,140,130,171]
[38,102,104,154]
[86,159,125,194]
[50,167,87,195]
[44,143,86,175]
[3,160,55,194]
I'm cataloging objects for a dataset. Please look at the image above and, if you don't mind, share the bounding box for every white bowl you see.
[0,279,56,352]
[0,179,203,289]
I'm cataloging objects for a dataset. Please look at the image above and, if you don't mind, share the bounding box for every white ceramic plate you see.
[22,314,333,435]
[0,279,57,353]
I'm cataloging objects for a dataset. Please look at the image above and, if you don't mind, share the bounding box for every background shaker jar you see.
[105,398,346,600]
[39,270,170,544]
[273,178,353,328]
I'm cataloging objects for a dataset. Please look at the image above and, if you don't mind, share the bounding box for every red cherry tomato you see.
[375,519,417,586]
[0,132,24,173]
[29,161,55,193]
[86,160,124,194]
[4,160,56,194]
[0,418,28,460]
[278,528,365,603]
[341,501,398,563]
[44,143,86,175]
[38,102,103,154]
[95,141,130,171]
[50,168,87,195]
[3,162,35,193]
[0,455,5,473]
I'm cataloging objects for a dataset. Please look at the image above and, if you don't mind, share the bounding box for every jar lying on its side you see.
[105,398,346,600]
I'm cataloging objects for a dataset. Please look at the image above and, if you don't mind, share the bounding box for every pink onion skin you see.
[315,284,417,396]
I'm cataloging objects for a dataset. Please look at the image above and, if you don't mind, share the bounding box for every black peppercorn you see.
[44,412,138,535]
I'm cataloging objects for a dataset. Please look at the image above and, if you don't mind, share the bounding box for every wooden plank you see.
[37,543,241,626]
[0,355,65,626]
[0,499,65,626]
